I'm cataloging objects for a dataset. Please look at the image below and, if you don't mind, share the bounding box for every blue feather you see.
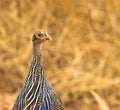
[41,107,48,110]
[35,106,48,110]
[35,106,39,110]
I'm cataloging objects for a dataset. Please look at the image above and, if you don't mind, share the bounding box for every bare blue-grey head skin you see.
[13,31,64,110]
[32,31,52,55]
[32,31,52,44]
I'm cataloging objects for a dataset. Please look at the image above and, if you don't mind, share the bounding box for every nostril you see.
[45,32,48,36]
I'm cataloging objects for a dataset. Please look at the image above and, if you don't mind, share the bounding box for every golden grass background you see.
[0,0,120,110]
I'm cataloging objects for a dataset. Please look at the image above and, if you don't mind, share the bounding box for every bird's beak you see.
[43,34,52,41]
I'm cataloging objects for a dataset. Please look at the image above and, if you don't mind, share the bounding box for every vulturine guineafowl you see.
[13,31,64,110]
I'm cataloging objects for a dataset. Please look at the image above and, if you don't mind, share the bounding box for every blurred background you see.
[0,0,120,110]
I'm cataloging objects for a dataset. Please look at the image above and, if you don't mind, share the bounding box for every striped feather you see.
[13,37,64,110]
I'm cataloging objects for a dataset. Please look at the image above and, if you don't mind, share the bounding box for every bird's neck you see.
[32,45,43,66]
[26,45,46,82]
[33,44,42,56]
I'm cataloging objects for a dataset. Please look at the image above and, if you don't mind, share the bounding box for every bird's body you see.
[13,31,64,110]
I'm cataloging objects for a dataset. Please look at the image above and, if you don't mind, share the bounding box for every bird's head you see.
[32,31,52,46]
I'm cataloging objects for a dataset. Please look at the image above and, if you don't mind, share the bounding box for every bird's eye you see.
[38,33,42,37]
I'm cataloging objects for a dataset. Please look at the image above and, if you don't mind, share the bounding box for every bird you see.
[13,31,64,110]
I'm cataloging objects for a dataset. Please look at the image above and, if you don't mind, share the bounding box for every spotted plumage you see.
[13,31,64,110]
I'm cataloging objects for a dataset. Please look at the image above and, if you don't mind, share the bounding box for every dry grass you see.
[0,0,120,110]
